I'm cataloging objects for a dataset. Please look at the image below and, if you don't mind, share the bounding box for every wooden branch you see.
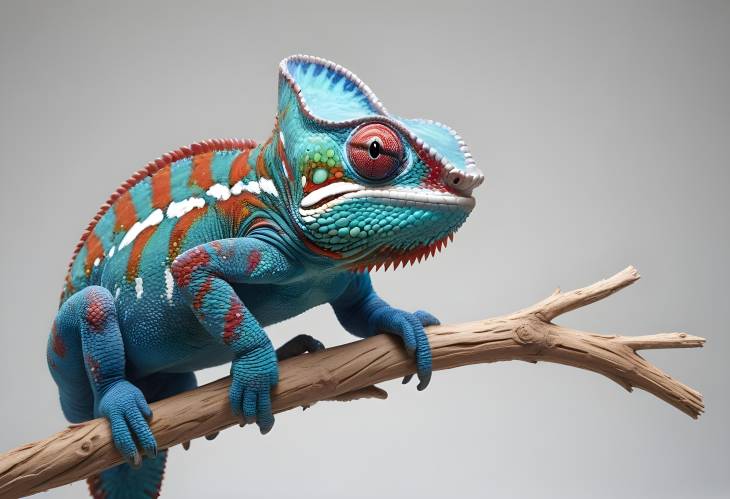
[0,266,704,498]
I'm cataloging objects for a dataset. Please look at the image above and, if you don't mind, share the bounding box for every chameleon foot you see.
[98,380,157,466]
[276,334,325,361]
[371,308,439,390]
[229,342,279,434]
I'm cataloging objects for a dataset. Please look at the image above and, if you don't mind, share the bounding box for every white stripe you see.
[231,180,261,195]
[300,181,364,208]
[135,277,144,299]
[258,178,278,197]
[164,268,174,302]
[206,183,231,201]
[166,197,205,218]
[119,209,164,251]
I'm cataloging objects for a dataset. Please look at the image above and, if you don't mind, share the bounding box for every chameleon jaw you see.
[299,182,475,216]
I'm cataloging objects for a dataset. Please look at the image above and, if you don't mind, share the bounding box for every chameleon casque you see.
[47,55,484,498]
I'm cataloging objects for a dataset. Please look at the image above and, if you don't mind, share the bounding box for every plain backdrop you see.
[1,1,728,498]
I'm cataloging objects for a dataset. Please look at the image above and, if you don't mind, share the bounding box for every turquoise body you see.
[47,55,484,498]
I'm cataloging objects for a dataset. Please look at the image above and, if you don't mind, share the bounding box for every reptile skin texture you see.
[46,55,484,498]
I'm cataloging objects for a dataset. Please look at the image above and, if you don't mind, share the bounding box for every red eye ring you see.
[347,123,404,181]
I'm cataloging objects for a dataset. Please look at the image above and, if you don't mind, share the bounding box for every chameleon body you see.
[47,55,484,498]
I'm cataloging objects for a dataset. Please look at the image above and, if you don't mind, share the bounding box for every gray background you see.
[1,1,728,497]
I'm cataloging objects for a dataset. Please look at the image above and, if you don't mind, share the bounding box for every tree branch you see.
[0,266,705,498]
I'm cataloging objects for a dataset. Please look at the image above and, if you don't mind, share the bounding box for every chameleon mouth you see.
[299,182,475,215]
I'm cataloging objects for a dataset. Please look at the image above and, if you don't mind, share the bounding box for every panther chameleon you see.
[47,55,484,498]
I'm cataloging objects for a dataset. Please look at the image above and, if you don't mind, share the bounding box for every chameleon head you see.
[275,55,484,270]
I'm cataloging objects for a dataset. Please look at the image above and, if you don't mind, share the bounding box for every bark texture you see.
[0,266,705,497]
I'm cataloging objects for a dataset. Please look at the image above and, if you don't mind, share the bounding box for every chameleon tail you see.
[87,451,167,499]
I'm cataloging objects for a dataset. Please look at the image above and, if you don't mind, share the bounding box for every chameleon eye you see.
[368,138,381,159]
[347,123,403,181]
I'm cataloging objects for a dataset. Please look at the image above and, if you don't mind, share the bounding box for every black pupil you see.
[369,139,381,159]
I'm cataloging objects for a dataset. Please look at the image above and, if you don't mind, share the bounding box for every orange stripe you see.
[168,206,208,262]
[276,137,293,181]
[151,166,172,209]
[240,191,267,209]
[190,152,214,190]
[126,226,156,280]
[256,139,271,178]
[217,197,251,233]
[84,232,105,275]
[114,191,137,232]
[229,149,251,184]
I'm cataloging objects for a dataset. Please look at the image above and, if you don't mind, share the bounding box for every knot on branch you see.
[512,321,555,350]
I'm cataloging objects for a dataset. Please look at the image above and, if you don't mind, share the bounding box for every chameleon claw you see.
[402,374,414,385]
[128,451,142,469]
[416,371,431,391]
[182,441,191,451]
[205,431,219,441]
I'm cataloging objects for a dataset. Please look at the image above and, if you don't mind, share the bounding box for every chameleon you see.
[47,55,484,498]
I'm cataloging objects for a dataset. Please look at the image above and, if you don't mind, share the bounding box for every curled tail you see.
[87,451,167,499]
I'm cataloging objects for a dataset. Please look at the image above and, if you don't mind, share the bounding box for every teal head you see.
[270,55,484,271]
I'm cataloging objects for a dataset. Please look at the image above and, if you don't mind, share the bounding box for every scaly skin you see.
[47,55,484,498]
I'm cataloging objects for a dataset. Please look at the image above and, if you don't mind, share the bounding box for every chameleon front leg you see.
[171,237,296,433]
[330,272,440,390]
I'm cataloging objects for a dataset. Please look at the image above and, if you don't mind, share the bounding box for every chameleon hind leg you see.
[47,285,156,466]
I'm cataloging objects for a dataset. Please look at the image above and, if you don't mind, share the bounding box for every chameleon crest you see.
[48,55,483,499]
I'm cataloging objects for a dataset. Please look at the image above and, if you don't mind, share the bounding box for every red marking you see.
[126,226,157,281]
[420,148,447,191]
[151,166,172,209]
[168,206,208,262]
[171,248,210,288]
[246,249,261,274]
[85,290,108,332]
[51,321,66,357]
[63,138,257,306]
[190,152,214,190]
[114,191,137,232]
[222,297,243,346]
[84,232,105,275]
[193,276,214,310]
[85,354,102,383]
[229,149,251,184]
